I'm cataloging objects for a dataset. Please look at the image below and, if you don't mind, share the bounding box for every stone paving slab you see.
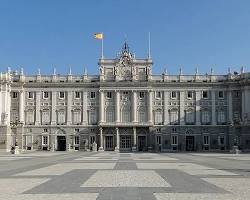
[154,193,234,200]
[0,193,99,200]
[14,163,116,176]
[81,170,171,187]
[0,178,50,194]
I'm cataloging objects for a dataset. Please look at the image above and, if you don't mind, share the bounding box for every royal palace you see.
[0,43,250,152]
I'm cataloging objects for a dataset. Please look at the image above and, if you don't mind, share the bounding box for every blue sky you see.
[0,0,250,75]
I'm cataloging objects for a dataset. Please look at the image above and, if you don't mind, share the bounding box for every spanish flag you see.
[94,33,103,40]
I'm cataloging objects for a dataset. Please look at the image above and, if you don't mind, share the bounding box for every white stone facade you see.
[0,43,250,152]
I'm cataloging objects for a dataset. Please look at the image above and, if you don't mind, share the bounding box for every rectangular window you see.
[155,91,161,99]
[203,135,209,145]
[75,91,80,99]
[90,136,95,144]
[28,92,34,99]
[26,111,34,124]
[106,92,112,99]
[74,136,80,145]
[42,135,48,145]
[106,110,114,122]
[185,111,194,124]
[26,135,32,146]
[187,91,193,99]
[12,92,18,98]
[218,135,225,145]
[122,111,130,122]
[154,111,163,125]
[57,111,65,124]
[88,111,97,124]
[202,111,210,124]
[139,92,145,98]
[44,128,48,132]
[59,92,65,99]
[90,92,96,99]
[202,91,208,98]
[156,135,162,144]
[217,111,226,124]
[171,91,177,99]
[171,135,178,145]
[73,111,81,124]
[43,91,49,99]
[42,111,50,124]
[170,111,178,124]
[218,91,224,99]
[139,112,145,122]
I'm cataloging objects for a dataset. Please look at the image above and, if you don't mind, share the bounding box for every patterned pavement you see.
[0,151,250,200]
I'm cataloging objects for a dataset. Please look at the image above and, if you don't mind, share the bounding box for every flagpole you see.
[101,33,104,59]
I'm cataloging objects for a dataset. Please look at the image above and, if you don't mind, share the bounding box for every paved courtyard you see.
[0,151,250,200]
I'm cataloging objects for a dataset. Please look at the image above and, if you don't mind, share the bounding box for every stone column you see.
[19,90,24,123]
[132,127,137,151]
[147,90,153,123]
[82,91,88,125]
[115,128,119,152]
[35,91,41,125]
[227,90,233,123]
[99,127,104,151]
[195,91,201,125]
[164,91,169,125]
[51,91,56,125]
[99,90,104,123]
[211,90,216,125]
[132,91,137,123]
[179,91,185,125]
[67,91,72,125]
[246,88,250,122]
[0,89,2,124]
[242,89,245,121]
[115,91,120,123]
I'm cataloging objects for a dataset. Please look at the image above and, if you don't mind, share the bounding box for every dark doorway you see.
[138,136,146,151]
[105,136,114,151]
[57,136,66,151]
[186,136,195,151]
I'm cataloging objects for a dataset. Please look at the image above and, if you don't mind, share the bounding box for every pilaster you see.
[67,91,72,125]
[19,90,24,123]
[195,91,201,125]
[35,91,41,125]
[51,91,56,125]
[147,90,153,123]
[115,91,120,123]
[132,91,137,123]
[82,91,88,125]
[164,91,169,125]
[211,90,216,125]
[179,91,185,125]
